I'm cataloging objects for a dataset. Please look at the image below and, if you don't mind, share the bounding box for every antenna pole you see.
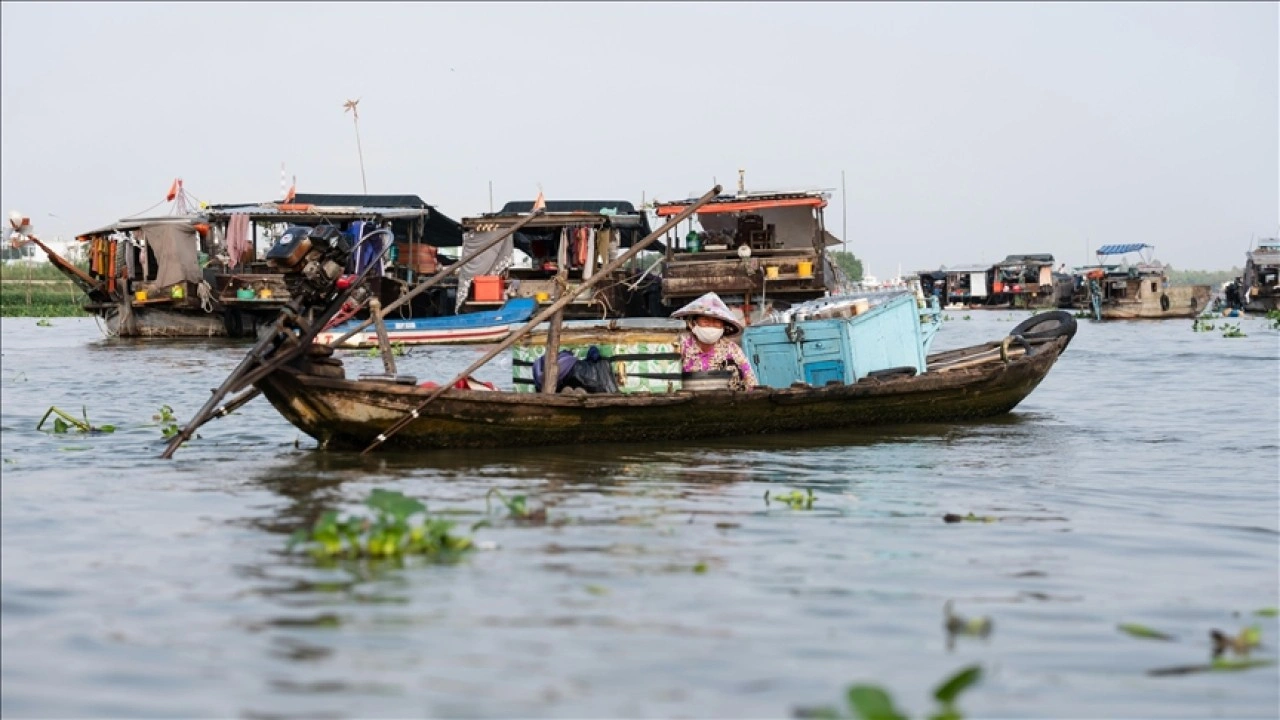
[489,181,494,213]
[841,170,847,253]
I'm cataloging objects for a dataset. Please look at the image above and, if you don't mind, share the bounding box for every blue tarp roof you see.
[1096,243,1151,255]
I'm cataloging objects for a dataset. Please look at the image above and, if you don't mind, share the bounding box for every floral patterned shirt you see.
[678,333,759,389]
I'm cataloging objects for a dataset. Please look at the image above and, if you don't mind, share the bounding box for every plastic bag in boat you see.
[532,349,579,390]
[567,346,619,394]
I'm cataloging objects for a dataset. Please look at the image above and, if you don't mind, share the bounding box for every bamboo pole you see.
[369,298,397,375]
[359,184,723,455]
[540,236,570,394]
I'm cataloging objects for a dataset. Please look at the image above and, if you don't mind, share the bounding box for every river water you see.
[2,312,1277,718]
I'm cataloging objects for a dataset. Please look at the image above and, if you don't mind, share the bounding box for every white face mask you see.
[692,325,724,345]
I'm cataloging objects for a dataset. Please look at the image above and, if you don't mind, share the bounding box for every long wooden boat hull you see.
[93,303,228,338]
[256,335,1071,452]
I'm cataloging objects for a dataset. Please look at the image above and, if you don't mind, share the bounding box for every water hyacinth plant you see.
[36,406,115,434]
[288,488,474,560]
[765,488,816,510]
[154,405,180,438]
[1220,322,1246,338]
[796,664,982,720]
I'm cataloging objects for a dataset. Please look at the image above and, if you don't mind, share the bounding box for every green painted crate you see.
[513,328,682,394]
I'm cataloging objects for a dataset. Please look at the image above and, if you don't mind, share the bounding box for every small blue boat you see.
[317,297,537,348]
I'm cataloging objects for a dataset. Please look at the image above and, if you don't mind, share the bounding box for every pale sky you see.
[2,2,1276,274]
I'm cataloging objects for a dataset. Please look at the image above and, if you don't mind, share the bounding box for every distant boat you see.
[1072,244,1210,320]
[316,297,537,348]
[1240,238,1280,313]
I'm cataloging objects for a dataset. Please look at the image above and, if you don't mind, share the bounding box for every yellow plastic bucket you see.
[797,260,814,278]
[134,290,148,302]
[765,266,780,280]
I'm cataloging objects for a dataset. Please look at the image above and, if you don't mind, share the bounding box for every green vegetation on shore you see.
[0,263,90,317]
[1166,267,1240,287]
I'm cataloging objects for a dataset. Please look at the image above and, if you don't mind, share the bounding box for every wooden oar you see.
[359,184,723,455]
[324,209,544,348]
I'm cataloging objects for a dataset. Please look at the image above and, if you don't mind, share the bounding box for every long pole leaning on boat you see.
[159,230,400,459]
[159,214,544,458]
[323,209,545,349]
[360,184,724,455]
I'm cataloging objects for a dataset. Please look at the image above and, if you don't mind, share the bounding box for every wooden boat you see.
[32,189,463,338]
[254,314,1075,451]
[654,177,840,312]
[1071,244,1210,320]
[1239,238,1280,314]
[159,185,1075,459]
[315,297,536,348]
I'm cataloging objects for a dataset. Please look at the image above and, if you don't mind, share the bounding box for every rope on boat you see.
[197,280,215,313]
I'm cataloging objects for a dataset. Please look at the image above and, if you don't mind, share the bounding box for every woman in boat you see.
[671,292,758,390]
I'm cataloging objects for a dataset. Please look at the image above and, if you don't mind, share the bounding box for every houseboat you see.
[204,193,463,336]
[918,255,1060,310]
[653,176,839,316]
[48,190,462,338]
[918,264,992,309]
[991,254,1058,309]
[1239,238,1280,313]
[1071,243,1210,320]
[450,199,660,320]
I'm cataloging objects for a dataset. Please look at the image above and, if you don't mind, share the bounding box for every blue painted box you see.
[742,293,929,389]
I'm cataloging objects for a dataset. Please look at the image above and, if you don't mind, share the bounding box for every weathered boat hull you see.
[255,335,1070,452]
[1243,294,1280,314]
[1099,284,1210,319]
[95,302,228,338]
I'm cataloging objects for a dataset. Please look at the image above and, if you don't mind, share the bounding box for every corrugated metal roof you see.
[1096,243,1151,255]
[999,253,1054,266]
[203,205,429,219]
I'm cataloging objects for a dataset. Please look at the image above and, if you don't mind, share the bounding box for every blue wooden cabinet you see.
[742,293,929,389]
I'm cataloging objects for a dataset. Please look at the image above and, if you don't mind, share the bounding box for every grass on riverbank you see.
[0,263,90,317]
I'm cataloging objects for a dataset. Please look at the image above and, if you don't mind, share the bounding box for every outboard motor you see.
[266,225,354,306]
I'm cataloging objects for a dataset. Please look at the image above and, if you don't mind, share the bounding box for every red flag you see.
[532,189,546,213]
[165,178,180,202]
[283,178,296,204]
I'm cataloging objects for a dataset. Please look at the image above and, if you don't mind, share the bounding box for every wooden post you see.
[540,233,570,394]
[369,298,397,375]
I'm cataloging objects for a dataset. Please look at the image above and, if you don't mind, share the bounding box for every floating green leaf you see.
[365,488,426,521]
[1255,607,1279,617]
[846,686,907,720]
[1118,623,1175,641]
[1211,657,1276,672]
[933,665,982,705]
